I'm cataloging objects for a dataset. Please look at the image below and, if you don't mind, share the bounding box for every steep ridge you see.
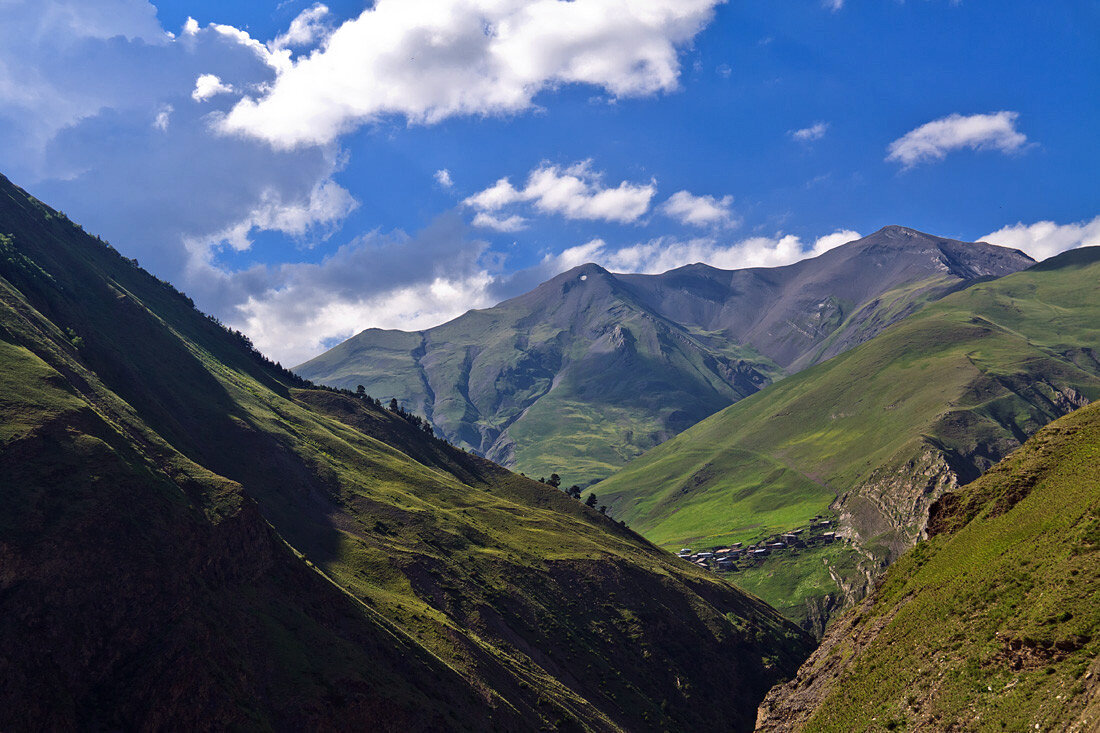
[593,247,1100,632]
[297,228,1032,484]
[0,174,813,731]
[757,399,1100,731]
[615,226,1032,370]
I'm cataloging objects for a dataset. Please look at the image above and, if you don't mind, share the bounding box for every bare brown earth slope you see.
[0,173,811,731]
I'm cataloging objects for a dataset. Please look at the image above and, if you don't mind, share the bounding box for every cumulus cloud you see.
[498,228,862,296]
[228,214,496,364]
[887,111,1028,167]
[434,168,454,188]
[472,212,528,232]
[660,190,736,227]
[270,3,332,51]
[0,1,361,319]
[464,160,656,224]
[191,73,234,101]
[981,216,1100,262]
[193,178,359,255]
[590,228,861,273]
[218,0,724,148]
[465,178,522,211]
[790,121,828,142]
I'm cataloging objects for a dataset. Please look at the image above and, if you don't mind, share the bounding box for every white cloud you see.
[824,0,843,12]
[810,229,862,255]
[191,73,234,101]
[887,111,1028,167]
[660,190,736,227]
[183,178,358,263]
[240,271,495,366]
[464,160,655,224]
[225,215,496,364]
[0,3,361,318]
[472,212,528,232]
[219,0,724,148]
[153,104,173,131]
[27,0,167,43]
[249,178,358,238]
[790,121,828,142]
[271,3,332,51]
[434,168,454,188]
[981,216,1100,262]
[535,228,862,278]
[464,177,522,211]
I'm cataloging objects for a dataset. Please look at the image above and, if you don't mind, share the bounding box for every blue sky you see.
[1,0,1097,364]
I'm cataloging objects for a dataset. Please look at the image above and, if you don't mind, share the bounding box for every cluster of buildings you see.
[676,517,839,573]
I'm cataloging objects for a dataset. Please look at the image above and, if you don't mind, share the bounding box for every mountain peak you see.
[872,224,929,238]
[555,262,611,280]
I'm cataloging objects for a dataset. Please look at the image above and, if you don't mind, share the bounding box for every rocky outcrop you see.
[836,445,960,562]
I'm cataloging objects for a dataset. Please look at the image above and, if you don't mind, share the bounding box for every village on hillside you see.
[677,516,841,572]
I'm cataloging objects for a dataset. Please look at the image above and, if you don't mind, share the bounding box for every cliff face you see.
[757,400,1100,732]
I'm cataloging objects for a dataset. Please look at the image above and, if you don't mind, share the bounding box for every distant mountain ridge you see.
[297,227,1034,484]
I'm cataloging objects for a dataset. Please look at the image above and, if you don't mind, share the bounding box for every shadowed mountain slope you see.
[757,399,1100,731]
[0,174,811,731]
[297,227,1032,484]
[593,247,1100,632]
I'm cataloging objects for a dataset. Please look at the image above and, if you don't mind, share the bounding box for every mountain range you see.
[594,246,1100,631]
[297,227,1034,485]
[0,173,812,731]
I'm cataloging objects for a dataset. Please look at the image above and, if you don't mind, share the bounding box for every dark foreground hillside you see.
[757,399,1100,731]
[0,174,811,731]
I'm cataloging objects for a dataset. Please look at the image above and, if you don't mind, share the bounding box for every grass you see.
[732,543,862,626]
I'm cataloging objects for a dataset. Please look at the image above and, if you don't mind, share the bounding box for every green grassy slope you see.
[593,249,1100,627]
[0,174,812,731]
[758,399,1100,732]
